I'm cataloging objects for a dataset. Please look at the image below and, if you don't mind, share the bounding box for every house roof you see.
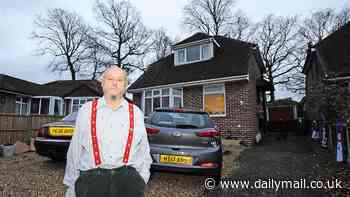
[0,74,41,95]
[303,22,350,77]
[0,74,102,97]
[40,80,102,97]
[129,33,263,91]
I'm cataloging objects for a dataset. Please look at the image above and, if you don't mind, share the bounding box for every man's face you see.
[101,68,127,98]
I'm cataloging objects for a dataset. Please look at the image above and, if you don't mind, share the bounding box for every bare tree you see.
[94,0,153,72]
[183,0,235,36]
[286,8,350,95]
[299,8,336,43]
[32,8,90,80]
[254,15,300,101]
[79,33,112,80]
[227,10,257,41]
[151,28,173,61]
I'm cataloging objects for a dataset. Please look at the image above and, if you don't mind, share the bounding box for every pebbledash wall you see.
[183,80,258,145]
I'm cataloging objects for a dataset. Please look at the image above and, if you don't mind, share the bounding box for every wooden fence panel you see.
[0,114,63,144]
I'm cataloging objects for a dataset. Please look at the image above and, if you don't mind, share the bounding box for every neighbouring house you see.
[303,21,350,121]
[0,74,102,116]
[128,32,272,144]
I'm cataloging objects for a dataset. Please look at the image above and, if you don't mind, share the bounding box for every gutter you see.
[325,75,350,81]
[128,74,249,93]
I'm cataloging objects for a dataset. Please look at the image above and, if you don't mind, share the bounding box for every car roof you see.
[154,108,208,114]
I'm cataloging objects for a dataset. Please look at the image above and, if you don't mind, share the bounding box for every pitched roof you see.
[129,33,261,90]
[173,32,211,46]
[317,22,350,77]
[40,80,102,97]
[0,74,102,97]
[0,74,41,95]
[303,22,350,77]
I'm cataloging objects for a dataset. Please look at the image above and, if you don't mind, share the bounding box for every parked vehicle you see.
[146,108,222,180]
[34,112,77,161]
[34,107,223,181]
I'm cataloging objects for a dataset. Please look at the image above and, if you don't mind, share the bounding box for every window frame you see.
[69,97,99,113]
[202,83,226,117]
[15,96,30,115]
[143,88,183,117]
[174,42,213,66]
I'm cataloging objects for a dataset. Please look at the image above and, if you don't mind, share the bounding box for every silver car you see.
[146,108,223,180]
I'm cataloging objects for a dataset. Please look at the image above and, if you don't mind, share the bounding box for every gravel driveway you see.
[0,142,243,197]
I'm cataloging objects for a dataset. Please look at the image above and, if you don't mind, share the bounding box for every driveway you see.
[0,141,243,197]
[204,133,350,197]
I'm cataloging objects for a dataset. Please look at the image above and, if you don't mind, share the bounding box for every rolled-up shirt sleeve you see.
[134,109,153,184]
[63,106,85,197]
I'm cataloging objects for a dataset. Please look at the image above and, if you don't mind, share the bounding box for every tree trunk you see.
[67,57,76,80]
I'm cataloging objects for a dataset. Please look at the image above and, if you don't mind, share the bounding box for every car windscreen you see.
[62,112,78,122]
[151,111,211,128]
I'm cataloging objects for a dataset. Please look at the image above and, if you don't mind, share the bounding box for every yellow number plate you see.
[159,155,193,165]
[49,127,74,137]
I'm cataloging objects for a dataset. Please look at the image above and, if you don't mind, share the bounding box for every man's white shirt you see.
[63,97,152,197]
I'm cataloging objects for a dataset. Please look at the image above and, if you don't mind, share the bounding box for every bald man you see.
[63,66,152,197]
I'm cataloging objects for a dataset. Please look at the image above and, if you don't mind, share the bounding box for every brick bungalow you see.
[0,74,102,116]
[128,33,271,144]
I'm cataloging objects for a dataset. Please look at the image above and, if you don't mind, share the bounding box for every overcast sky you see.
[1,0,349,100]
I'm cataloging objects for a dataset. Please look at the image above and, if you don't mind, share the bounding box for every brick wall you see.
[183,81,258,145]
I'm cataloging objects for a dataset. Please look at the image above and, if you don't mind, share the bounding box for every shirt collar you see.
[97,96,128,110]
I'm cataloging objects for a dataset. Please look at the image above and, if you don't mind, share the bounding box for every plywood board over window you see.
[203,84,226,117]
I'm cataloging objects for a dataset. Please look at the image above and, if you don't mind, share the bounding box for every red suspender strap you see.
[122,102,134,164]
[91,99,101,166]
[90,100,135,166]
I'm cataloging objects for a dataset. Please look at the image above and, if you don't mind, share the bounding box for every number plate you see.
[49,127,74,137]
[159,155,192,165]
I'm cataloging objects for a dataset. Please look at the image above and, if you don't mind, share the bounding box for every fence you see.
[0,113,63,144]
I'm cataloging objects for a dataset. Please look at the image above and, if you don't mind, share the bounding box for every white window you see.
[15,97,30,115]
[186,45,201,62]
[144,88,183,116]
[201,44,211,59]
[71,97,99,113]
[177,49,185,64]
[203,84,226,116]
[174,42,213,65]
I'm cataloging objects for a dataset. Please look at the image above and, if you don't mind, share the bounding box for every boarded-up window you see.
[203,84,225,116]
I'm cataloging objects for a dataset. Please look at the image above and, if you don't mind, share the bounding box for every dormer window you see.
[174,42,213,65]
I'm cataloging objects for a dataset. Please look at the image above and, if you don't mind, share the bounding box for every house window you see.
[144,88,183,116]
[54,99,62,115]
[177,49,185,64]
[174,42,213,65]
[15,97,30,115]
[201,44,210,59]
[30,98,40,114]
[187,45,201,62]
[203,84,225,116]
[40,98,50,114]
[71,97,98,113]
